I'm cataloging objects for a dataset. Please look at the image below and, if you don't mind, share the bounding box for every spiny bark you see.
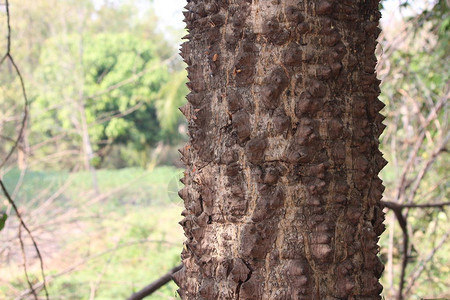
[175,0,386,299]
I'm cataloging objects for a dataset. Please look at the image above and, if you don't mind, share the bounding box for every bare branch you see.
[16,239,176,299]
[381,200,450,300]
[127,264,183,300]
[406,132,450,204]
[0,0,29,170]
[0,180,49,300]
[0,2,48,298]
[382,201,450,210]
[92,101,145,125]
[404,230,450,297]
[84,54,178,101]
[395,91,448,203]
[18,225,37,300]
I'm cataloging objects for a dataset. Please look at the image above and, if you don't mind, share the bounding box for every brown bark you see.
[175,0,386,299]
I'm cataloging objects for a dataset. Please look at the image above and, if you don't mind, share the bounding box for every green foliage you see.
[156,69,189,135]
[413,0,449,53]
[82,32,168,153]
[32,29,183,167]
[0,212,7,232]
[378,1,449,298]
[3,0,187,169]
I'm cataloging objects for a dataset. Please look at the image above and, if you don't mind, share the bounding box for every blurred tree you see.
[377,0,449,299]
[2,0,188,169]
[33,32,172,168]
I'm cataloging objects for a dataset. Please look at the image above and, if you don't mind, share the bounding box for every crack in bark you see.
[235,260,252,300]
[199,195,204,214]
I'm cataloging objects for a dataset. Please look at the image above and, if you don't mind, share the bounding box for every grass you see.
[45,204,184,300]
[0,166,185,300]
[2,165,448,299]
[2,166,185,206]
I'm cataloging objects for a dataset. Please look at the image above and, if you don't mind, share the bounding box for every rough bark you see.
[175,0,386,299]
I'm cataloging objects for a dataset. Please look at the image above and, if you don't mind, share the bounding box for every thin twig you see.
[0,54,29,169]
[18,224,37,300]
[89,242,118,300]
[0,0,11,64]
[0,134,27,152]
[381,200,450,300]
[16,239,176,299]
[84,53,178,100]
[0,180,49,300]
[92,101,145,126]
[404,230,450,297]
[1,1,49,298]
[381,201,450,210]
[395,91,448,204]
[406,132,450,204]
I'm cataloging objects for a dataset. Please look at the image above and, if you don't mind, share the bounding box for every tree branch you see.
[84,54,178,101]
[0,1,48,298]
[1,180,49,300]
[16,239,174,299]
[381,201,450,210]
[404,230,450,297]
[127,264,183,300]
[381,200,450,300]
[0,0,29,170]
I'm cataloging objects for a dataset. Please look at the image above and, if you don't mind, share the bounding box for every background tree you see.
[2,0,188,170]
[0,1,188,299]
[34,32,171,168]
[377,0,449,298]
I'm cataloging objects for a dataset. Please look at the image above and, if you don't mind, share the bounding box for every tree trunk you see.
[175,1,386,299]
[76,26,99,194]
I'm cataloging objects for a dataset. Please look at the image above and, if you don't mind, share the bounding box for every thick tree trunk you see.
[175,0,386,299]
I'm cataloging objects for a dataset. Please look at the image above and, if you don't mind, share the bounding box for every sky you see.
[150,0,433,30]
[93,0,433,37]
[153,0,185,31]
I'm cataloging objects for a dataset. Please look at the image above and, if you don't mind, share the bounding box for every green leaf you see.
[0,212,7,231]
